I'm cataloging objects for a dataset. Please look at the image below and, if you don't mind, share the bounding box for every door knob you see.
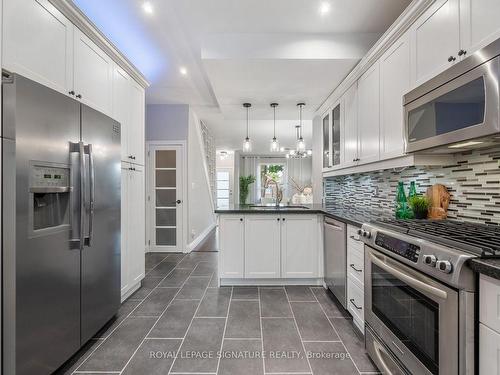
[447,56,456,62]
[458,49,467,56]
[176,200,182,204]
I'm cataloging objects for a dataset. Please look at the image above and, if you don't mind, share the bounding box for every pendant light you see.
[270,103,279,152]
[296,102,306,152]
[242,103,252,152]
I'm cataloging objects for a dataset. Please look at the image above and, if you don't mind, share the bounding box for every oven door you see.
[365,247,459,375]
[404,55,500,153]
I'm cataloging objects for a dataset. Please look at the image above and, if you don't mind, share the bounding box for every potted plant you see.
[239,175,256,205]
[408,195,430,219]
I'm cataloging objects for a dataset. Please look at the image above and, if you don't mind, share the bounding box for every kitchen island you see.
[214,204,389,286]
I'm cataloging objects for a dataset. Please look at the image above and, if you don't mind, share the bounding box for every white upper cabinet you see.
[112,66,131,161]
[244,215,281,279]
[281,215,319,278]
[128,81,146,165]
[73,28,113,116]
[380,33,411,160]
[410,0,460,86]
[342,82,359,167]
[357,62,380,164]
[3,0,74,95]
[460,0,500,56]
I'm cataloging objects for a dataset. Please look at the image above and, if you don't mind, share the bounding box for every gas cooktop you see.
[373,219,500,258]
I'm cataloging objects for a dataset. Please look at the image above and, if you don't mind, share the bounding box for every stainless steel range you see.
[360,220,500,375]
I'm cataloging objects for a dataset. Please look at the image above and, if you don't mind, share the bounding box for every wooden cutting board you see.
[426,184,451,220]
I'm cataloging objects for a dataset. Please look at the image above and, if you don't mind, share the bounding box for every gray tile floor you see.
[57,252,379,375]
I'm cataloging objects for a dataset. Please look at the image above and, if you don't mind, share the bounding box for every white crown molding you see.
[315,0,434,117]
[49,0,150,88]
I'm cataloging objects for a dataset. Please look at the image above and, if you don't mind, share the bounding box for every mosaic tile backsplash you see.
[324,146,500,225]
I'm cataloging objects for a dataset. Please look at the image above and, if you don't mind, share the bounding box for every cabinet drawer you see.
[347,248,364,286]
[347,278,364,333]
[480,323,500,375]
[480,274,500,333]
[347,225,364,251]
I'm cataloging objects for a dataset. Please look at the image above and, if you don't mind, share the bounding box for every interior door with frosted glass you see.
[150,145,183,252]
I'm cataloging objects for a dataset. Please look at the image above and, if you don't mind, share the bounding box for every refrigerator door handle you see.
[69,141,85,249]
[85,143,95,247]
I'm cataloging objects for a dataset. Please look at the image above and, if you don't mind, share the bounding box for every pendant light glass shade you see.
[270,103,279,152]
[296,103,306,152]
[242,103,252,153]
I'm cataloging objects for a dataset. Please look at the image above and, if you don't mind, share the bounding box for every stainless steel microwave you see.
[403,38,500,153]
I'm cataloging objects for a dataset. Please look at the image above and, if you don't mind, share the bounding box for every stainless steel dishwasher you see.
[324,217,347,309]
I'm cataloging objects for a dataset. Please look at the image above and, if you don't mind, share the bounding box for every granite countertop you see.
[468,258,500,280]
[215,204,392,227]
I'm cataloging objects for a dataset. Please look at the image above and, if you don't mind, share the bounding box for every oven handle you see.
[373,340,395,375]
[369,252,448,300]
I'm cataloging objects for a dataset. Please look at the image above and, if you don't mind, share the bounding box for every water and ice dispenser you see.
[29,164,71,231]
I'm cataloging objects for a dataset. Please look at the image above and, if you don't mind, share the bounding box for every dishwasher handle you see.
[324,220,345,231]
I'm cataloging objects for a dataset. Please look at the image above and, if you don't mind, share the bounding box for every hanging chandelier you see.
[242,103,252,152]
[270,103,279,152]
[286,102,311,158]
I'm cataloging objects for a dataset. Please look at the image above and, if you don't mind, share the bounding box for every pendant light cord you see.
[246,106,249,138]
[273,105,276,139]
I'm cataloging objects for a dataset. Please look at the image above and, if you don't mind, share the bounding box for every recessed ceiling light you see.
[319,2,331,15]
[179,67,188,76]
[142,1,153,14]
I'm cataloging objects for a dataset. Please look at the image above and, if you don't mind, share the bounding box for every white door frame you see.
[146,141,187,253]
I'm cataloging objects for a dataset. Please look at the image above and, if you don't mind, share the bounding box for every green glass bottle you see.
[396,182,410,219]
[408,181,417,199]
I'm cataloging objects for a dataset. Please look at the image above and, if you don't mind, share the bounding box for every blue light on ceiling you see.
[73,0,165,82]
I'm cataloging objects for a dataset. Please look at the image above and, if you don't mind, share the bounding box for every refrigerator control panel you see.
[31,165,70,188]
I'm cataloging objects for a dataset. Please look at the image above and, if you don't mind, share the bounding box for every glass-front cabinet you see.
[322,102,342,170]
[322,112,330,168]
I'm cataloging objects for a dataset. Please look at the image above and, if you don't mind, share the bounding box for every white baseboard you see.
[121,281,141,303]
[186,223,216,252]
[219,278,324,286]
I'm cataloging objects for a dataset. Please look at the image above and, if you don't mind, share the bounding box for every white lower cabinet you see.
[245,215,281,279]
[346,225,365,333]
[218,214,322,281]
[121,163,145,299]
[219,215,245,278]
[281,215,319,278]
[479,274,500,374]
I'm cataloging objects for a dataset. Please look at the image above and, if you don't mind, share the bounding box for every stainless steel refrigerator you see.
[2,73,121,375]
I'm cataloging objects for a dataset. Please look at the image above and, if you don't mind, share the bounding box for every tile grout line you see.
[283,287,314,375]
[309,287,362,375]
[144,253,173,277]
[117,257,202,375]
[214,285,233,374]
[71,254,187,374]
[258,287,266,375]
[166,270,215,375]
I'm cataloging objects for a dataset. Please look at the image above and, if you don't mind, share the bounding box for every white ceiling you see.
[75,0,412,153]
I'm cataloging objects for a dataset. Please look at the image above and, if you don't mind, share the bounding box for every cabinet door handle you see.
[277,218,280,221]
[76,94,82,99]
[240,218,243,222]
[282,217,286,221]
[350,264,363,273]
[349,299,362,310]
[447,56,456,62]
[458,49,467,56]
[68,90,75,96]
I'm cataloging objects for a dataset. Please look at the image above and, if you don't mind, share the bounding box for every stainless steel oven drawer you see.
[366,327,409,375]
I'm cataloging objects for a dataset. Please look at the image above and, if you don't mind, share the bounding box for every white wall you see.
[146,104,189,141]
[187,109,216,248]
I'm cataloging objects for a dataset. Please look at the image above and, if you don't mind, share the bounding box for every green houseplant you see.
[239,175,256,205]
[409,195,430,219]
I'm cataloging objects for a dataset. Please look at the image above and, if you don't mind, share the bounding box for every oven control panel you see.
[375,233,420,263]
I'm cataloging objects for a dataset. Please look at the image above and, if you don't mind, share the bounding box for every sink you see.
[248,205,310,210]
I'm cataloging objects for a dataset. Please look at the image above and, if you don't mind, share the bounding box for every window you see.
[258,164,285,202]
[216,170,231,209]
